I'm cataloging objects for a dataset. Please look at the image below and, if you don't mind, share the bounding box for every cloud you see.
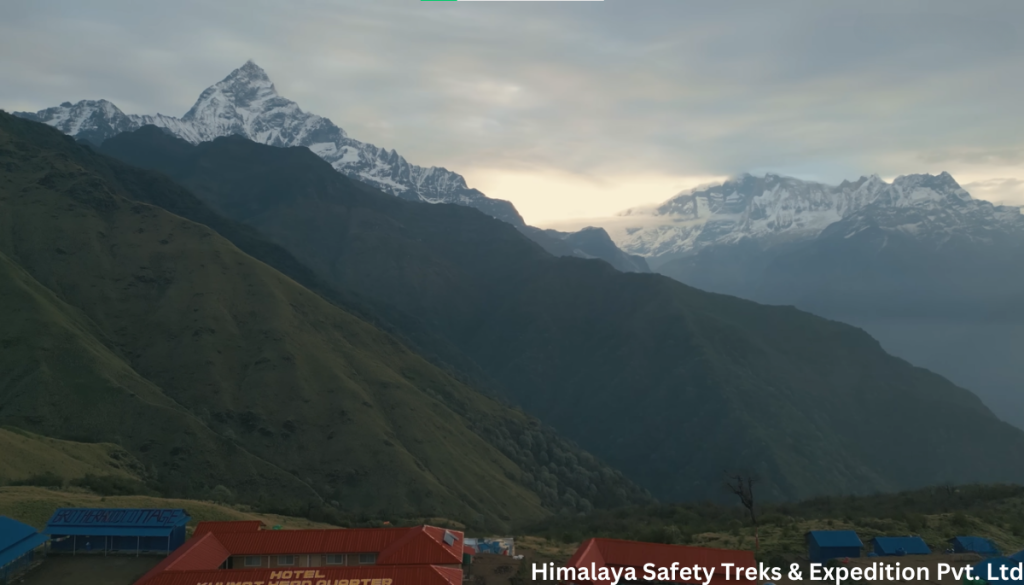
[962,178,1024,207]
[3,0,1024,220]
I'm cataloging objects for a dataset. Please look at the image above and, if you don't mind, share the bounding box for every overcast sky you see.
[3,0,1023,224]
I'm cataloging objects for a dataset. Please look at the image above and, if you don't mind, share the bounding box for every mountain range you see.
[7,61,1024,512]
[598,173,1024,428]
[15,61,648,274]
[0,111,651,528]
[610,172,1023,265]
[88,122,1024,503]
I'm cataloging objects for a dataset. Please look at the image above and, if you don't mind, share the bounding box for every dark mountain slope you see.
[99,126,1024,502]
[521,225,650,273]
[0,248,319,504]
[0,112,649,525]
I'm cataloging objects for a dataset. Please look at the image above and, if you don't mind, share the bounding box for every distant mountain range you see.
[611,172,1024,265]
[599,173,1024,429]
[86,121,1024,502]
[15,61,647,274]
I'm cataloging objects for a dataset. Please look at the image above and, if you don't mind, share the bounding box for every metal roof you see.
[566,538,756,585]
[0,517,38,550]
[807,530,864,548]
[1010,549,1024,562]
[949,536,1000,555]
[192,520,264,537]
[209,525,462,564]
[140,564,462,585]
[43,526,178,537]
[873,536,931,555]
[136,533,232,584]
[137,523,463,583]
[46,508,190,530]
[0,517,47,569]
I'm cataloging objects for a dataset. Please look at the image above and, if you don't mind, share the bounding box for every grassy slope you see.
[0,248,315,503]
[0,112,552,527]
[0,427,141,483]
[98,128,1024,503]
[0,486,335,531]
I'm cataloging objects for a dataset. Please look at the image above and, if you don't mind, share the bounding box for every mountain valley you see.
[593,173,1024,428]
[86,121,1024,504]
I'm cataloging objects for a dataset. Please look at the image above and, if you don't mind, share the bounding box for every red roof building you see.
[565,538,756,585]
[142,565,463,585]
[136,523,464,585]
[192,521,265,537]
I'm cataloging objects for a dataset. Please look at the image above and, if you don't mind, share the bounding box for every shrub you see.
[10,472,64,487]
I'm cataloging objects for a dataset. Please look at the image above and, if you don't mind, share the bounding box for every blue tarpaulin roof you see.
[808,530,864,548]
[1010,549,1024,562]
[46,508,189,530]
[951,536,1001,556]
[874,536,931,555]
[0,516,47,568]
[43,526,177,537]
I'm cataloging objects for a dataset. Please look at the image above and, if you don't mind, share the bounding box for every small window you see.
[358,553,377,565]
[244,556,261,567]
[326,554,346,565]
[278,555,296,566]
[444,531,457,546]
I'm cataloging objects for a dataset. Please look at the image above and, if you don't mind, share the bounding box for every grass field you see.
[0,426,142,484]
[0,486,337,531]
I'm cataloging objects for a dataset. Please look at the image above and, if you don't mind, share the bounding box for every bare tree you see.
[725,472,759,551]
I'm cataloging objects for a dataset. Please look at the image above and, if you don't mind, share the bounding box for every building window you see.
[358,553,377,565]
[326,554,346,565]
[244,556,261,567]
[444,531,457,546]
[278,555,296,566]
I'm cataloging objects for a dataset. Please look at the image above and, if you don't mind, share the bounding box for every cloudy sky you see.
[3,0,1023,224]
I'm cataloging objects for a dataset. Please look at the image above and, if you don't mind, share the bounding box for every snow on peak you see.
[14,62,524,226]
[603,173,1022,261]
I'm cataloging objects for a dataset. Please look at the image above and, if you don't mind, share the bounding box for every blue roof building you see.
[807,531,863,564]
[45,508,191,555]
[949,536,1001,557]
[873,536,931,556]
[0,516,48,583]
[1010,549,1024,563]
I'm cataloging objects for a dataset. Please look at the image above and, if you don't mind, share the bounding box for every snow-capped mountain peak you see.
[15,61,523,226]
[604,172,1023,263]
[183,60,281,122]
[888,172,973,205]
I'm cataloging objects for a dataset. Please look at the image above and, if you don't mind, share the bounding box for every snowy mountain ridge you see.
[16,61,525,225]
[609,171,1024,263]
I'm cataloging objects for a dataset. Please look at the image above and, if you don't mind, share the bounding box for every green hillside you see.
[0,427,143,484]
[98,126,1024,502]
[0,486,338,531]
[0,112,648,528]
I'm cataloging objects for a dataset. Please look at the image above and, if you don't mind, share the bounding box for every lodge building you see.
[136,521,465,585]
